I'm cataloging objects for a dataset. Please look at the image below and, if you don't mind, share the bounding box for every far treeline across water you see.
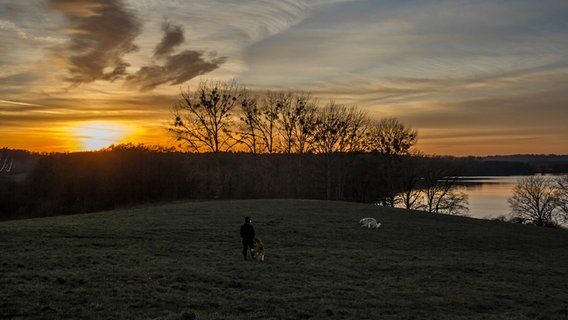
[1,146,567,221]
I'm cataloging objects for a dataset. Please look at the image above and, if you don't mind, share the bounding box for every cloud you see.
[0,19,29,40]
[0,72,41,85]
[48,1,225,91]
[154,22,184,58]
[126,22,226,91]
[48,0,142,84]
[126,50,226,91]
[100,62,130,82]
[0,93,176,127]
[239,0,568,89]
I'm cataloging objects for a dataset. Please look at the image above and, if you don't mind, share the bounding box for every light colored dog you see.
[254,238,265,261]
[359,217,381,229]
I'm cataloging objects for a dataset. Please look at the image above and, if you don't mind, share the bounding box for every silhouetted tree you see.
[374,158,402,207]
[239,93,262,153]
[365,117,417,156]
[312,102,365,153]
[438,191,469,215]
[292,93,318,154]
[170,80,244,152]
[257,91,282,153]
[344,109,369,152]
[274,91,296,153]
[508,176,559,227]
[394,155,427,210]
[421,158,469,215]
[556,175,568,222]
[311,102,367,199]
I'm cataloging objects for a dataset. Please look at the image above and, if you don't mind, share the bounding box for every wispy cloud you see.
[123,0,320,65]
[48,0,142,84]
[0,99,44,108]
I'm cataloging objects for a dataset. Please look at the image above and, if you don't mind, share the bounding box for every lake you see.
[456,175,560,220]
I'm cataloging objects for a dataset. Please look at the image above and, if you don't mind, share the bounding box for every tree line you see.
[168,80,417,155]
[0,144,474,220]
[2,147,566,225]
[3,145,568,225]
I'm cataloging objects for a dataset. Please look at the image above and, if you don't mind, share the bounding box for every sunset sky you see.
[1,0,567,155]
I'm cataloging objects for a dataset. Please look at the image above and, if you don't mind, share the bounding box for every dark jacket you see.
[240,222,255,242]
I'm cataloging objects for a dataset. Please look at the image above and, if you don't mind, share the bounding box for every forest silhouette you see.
[0,144,547,221]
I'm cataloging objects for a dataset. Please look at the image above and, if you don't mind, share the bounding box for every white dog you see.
[359,217,381,229]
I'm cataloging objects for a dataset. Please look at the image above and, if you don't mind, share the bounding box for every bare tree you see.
[170,80,243,152]
[424,176,459,213]
[312,101,344,153]
[437,191,469,216]
[274,91,296,153]
[374,158,403,207]
[365,117,417,156]
[312,101,366,153]
[257,91,282,153]
[343,109,369,152]
[395,187,423,210]
[310,102,368,199]
[394,155,427,210]
[554,175,568,222]
[508,176,559,227]
[292,92,318,154]
[239,90,291,154]
[420,158,469,215]
[239,93,262,153]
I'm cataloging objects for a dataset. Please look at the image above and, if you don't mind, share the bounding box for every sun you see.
[71,121,133,151]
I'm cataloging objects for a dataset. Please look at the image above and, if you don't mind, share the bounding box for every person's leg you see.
[242,242,249,260]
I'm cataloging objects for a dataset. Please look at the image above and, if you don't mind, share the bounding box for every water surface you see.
[457,175,559,220]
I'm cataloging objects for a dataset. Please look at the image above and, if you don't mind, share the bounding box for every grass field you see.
[1,199,567,319]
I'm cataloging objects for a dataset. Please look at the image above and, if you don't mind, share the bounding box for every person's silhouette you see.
[240,216,256,260]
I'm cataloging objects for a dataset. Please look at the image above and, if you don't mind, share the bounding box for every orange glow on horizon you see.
[68,121,142,151]
[0,121,565,156]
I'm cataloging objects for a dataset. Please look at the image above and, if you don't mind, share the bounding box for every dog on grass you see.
[254,237,265,261]
[359,217,381,229]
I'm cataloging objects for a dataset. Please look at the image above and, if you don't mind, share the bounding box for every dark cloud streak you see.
[127,51,226,91]
[49,2,225,91]
[154,22,184,58]
[127,22,226,91]
[49,0,141,84]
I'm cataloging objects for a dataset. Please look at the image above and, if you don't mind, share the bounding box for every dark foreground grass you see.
[1,199,567,319]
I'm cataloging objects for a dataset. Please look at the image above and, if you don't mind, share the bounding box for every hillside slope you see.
[1,199,567,319]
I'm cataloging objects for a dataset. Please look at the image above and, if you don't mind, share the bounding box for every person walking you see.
[240,216,256,261]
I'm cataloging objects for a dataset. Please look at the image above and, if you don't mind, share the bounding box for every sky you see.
[0,0,567,155]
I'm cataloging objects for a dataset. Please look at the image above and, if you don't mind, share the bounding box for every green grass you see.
[1,199,567,319]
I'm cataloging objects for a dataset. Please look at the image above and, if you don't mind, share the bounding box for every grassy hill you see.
[1,199,567,319]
